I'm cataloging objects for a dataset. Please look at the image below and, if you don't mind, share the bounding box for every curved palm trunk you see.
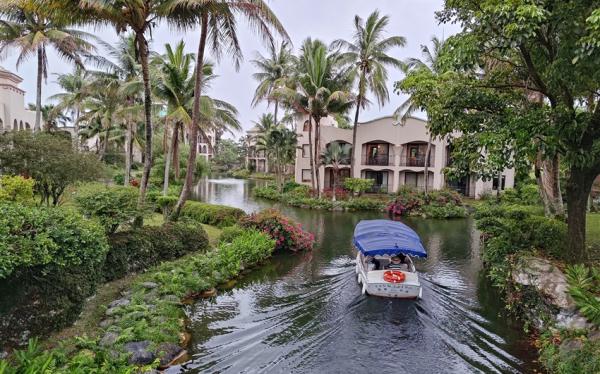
[273,100,279,126]
[308,116,316,191]
[424,133,432,195]
[350,74,365,178]
[100,120,110,160]
[172,13,208,220]
[73,109,80,149]
[172,122,181,180]
[124,119,132,186]
[136,32,154,220]
[35,47,43,132]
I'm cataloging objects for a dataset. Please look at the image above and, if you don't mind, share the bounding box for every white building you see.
[0,66,35,131]
[293,114,515,198]
[198,129,217,161]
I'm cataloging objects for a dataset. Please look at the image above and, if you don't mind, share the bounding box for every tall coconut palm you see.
[0,0,95,131]
[251,41,294,125]
[332,10,405,177]
[79,0,179,214]
[49,67,89,148]
[27,103,71,131]
[168,0,289,220]
[395,36,445,195]
[86,34,144,185]
[320,141,352,201]
[276,38,354,197]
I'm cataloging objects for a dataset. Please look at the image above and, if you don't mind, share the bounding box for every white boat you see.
[353,220,427,299]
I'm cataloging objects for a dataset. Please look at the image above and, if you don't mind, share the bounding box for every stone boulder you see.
[124,341,156,365]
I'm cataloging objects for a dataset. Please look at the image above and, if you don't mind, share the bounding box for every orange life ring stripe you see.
[383,270,406,283]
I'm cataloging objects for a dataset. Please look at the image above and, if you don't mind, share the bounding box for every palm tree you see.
[169,0,289,220]
[320,141,352,201]
[79,0,179,213]
[395,36,445,195]
[0,0,95,131]
[277,38,354,197]
[27,103,71,131]
[251,41,294,125]
[256,125,297,191]
[49,67,89,148]
[332,10,405,177]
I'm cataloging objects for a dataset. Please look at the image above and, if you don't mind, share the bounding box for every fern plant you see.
[566,264,600,326]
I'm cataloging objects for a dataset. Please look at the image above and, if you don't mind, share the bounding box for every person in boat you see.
[386,254,408,270]
[366,256,380,271]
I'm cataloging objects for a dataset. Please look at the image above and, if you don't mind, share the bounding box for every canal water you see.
[168,178,539,374]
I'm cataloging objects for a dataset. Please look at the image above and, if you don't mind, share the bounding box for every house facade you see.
[198,129,217,161]
[0,66,36,131]
[293,114,515,198]
[244,124,269,173]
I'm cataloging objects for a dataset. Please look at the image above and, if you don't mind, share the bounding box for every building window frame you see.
[302,144,310,158]
[301,169,312,182]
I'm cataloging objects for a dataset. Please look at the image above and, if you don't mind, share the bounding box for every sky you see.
[2,0,459,138]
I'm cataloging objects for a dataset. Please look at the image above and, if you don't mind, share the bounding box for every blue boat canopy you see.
[353,220,427,258]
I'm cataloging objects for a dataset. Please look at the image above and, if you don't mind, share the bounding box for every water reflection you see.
[168,178,538,373]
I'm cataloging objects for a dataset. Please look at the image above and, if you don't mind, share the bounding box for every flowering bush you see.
[129,178,140,187]
[240,209,314,252]
[387,187,466,218]
[387,186,424,216]
[322,187,349,200]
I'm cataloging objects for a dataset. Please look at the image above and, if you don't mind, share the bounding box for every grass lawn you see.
[587,213,600,259]
[145,213,222,245]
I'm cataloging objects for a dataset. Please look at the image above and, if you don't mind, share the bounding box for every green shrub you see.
[343,178,374,196]
[501,183,541,205]
[254,184,281,200]
[113,173,125,185]
[344,197,385,211]
[231,168,251,179]
[156,195,178,216]
[286,185,311,198]
[0,202,109,345]
[282,181,302,193]
[218,229,275,269]
[422,204,467,218]
[73,183,142,234]
[219,225,246,244]
[0,175,34,203]
[105,221,209,281]
[181,201,246,227]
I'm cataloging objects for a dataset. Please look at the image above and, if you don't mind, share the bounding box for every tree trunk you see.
[566,166,596,262]
[274,100,279,126]
[163,120,172,196]
[535,151,564,217]
[100,121,110,160]
[172,13,208,220]
[496,171,502,202]
[314,117,321,198]
[424,133,432,196]
[136,32,154,220]
[350,96,361,178]
[308,115,316,191]
[332,167,338,202]
[35,47,43,132]
[172,122,180,180]
[124,120,132,186]
[73,109,80,149]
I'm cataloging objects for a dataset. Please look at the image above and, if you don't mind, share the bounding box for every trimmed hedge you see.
[105,221,209,281]
[181,201,246,227]
[0,202,109,347]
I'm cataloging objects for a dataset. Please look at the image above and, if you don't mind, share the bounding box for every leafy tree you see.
[332,10,405,177]
[343,177,374,197]
[320,141,352,201]
[251,41,295,125]
[170,0,289,220]
[211,138,242,171]
[256,125,297,191]
[427,0,600,261]
[26,103,71,131]
[0,0,94,131]
[0,131,104,205]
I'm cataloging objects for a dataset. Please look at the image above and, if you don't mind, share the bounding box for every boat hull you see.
[356,253,422,299]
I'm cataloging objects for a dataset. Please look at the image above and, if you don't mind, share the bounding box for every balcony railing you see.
[362,154,394,166]
[399,156,434,167]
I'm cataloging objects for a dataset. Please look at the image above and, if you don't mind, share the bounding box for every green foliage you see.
[282,181,302,193]
[105,222,209,281]
[211,139,244,171]
[422,204,467,219]
[0,175,35,203]
[0,131,105,205]
[253,184,281,200]
[217,229,276,269]
[539,331,600,374]
[387,187,466,218]
[219,225,246,244]
[0,201,109,345]
[156,195,178,217]
[231,168,251,179]
[566,264,600,326]
[73,183,142,234]
[181,201,246,227]
[501,184,541,206]
[343,178,374,195]
[343,197,385,211]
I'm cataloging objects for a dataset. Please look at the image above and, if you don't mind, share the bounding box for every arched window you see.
[25,122,30,130]
[303,121,310,131]
[0,118,3,130]
[202,145,207,153]
[19,121,23,130]
[13,119,17,130]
